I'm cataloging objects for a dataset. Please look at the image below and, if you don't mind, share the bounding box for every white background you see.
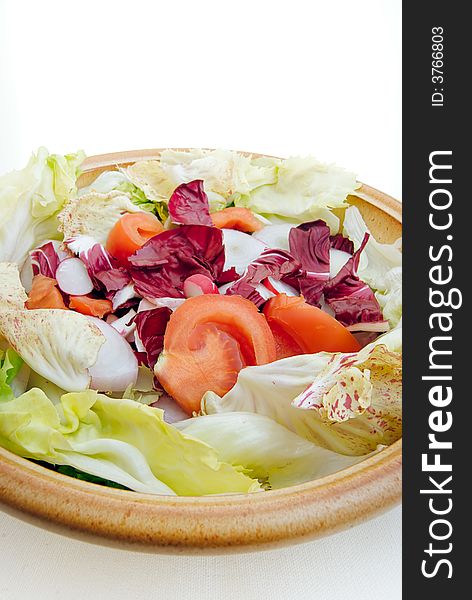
[0,1,402,598]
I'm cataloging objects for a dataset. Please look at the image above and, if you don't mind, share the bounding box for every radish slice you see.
[138,297,185,312]
[346,321,391,333]
[56,258,94,295]
[329,248,351,278]
[87,317,138,391]
[155,394,190,424]
[263,277,298,296]
[253,223,295,251]
[112,283,136,311]
[183,274,218,297]
[110,308,137,339]
[222,229,266,275]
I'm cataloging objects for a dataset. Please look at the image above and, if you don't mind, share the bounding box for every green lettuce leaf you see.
[0,148,85,265]
[236,156,359,222]
[176,411,368,489]
[0,387,260,496]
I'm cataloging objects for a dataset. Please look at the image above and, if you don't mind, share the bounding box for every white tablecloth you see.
[0,1,401,597]
[0,505,401,600]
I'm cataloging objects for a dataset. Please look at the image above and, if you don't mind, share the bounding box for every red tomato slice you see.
[155,295,276,414]
[106,213,164,266]
[69,295,113,318]
[210,207,263,233]
[26,275,68,310]
[263,294,360,358]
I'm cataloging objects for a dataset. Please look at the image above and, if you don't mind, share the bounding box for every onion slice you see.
[56,258,94,295]
[222,229,266,275]
[87,317,138,391]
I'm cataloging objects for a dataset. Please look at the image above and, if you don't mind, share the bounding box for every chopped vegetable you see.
[56,257,94,296]
[26,275,68,310]
[263,294,360,358]
[155,295,276,414]
[69,295,113,318]
[211,207,263,232]
[106,212,164,266]
[183,274,218,297]
[168,180,213,226]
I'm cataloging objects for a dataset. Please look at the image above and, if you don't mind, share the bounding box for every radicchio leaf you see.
[30,242,60,278]
[168,180,213,226]
[68,236,131,293]
[225,249,301,308]
[134,307,172,369]
[323,233,383,326]
[288,220,331,305]
[129,225,225,299]
[330,233,354,254]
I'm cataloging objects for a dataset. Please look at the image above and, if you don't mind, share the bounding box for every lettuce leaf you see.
[176,412,368,489]
[0,387,259,496]
[236,156,359,222]
[203,334,402,456]
[58,190,143,246]
[0,263,104,391]
[0,148,85,265]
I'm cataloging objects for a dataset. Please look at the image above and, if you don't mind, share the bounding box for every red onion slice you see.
[56,258,94,295]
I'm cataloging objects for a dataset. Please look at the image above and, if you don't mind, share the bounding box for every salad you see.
[0,148,402,496]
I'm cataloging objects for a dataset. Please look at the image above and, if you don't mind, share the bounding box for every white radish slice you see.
[329,248,351,278]
[252,223,295,251]
[156,394,190,424]
[56,258,94,295]
[87,317,138,392]
[346,321,390,333]
[222,229,266,275]
[138,297,185,312]
[264,277,298,297]
[110,308,137,339]
[183,274,218,297]
[112,283,136,311]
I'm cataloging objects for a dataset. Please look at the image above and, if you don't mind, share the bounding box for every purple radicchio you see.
[30,242,60,278]
[168,180,213,226]
[66,235,131,293]
[128,225,225,299]
[323,233,383,326]
[288,220,331,305]
[225,249,301,308]
[133,307,172,369]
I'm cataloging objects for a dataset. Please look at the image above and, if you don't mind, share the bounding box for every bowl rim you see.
[0,148,402,549]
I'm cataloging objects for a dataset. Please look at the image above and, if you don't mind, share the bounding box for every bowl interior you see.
[1,149,402,549]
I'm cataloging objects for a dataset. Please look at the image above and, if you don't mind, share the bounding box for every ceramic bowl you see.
[0,149,402,549]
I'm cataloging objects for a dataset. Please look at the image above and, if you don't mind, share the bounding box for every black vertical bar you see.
[403,3,466,597]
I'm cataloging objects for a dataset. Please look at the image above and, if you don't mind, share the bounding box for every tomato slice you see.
[263,294,360,358]
[69,295,113,318]
[210,207,263,233]
[25,275,68,310]
[106,213,164,266]
[155,295,276,414]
